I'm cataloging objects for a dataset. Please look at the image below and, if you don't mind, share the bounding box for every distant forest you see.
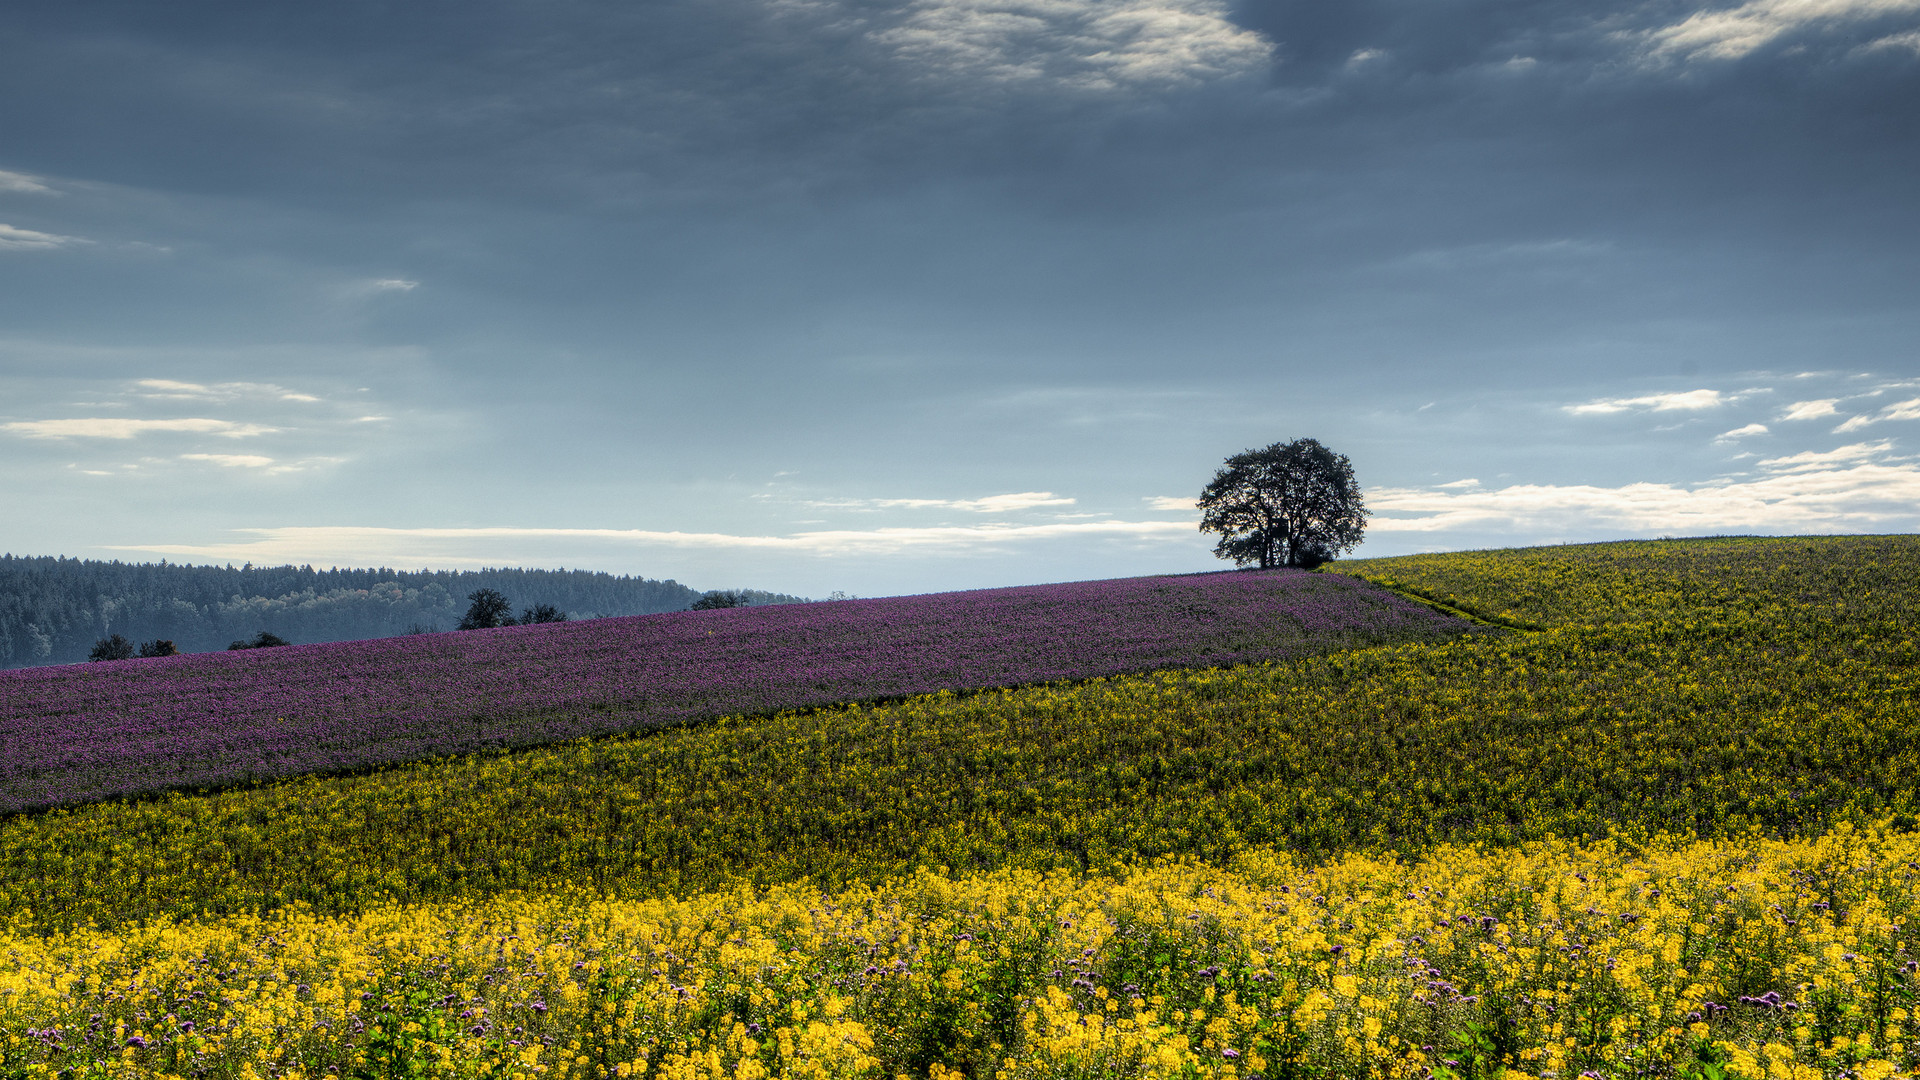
[0,555,804,668]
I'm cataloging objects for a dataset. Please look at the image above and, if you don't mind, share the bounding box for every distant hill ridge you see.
[0,554,803,667]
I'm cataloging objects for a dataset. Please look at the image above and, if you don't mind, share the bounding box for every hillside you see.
[0,554,804,667]
[1,535,1916,1080]
[0,569,1466,812]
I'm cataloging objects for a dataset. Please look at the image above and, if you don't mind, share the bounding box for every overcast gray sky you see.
[3,0,1917,596]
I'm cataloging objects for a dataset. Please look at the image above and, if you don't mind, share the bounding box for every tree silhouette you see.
[519,603,568,624]
[689,591,744,611]
[88,634,135,661]
[1197,437,1368,569]
[458,588,515,630]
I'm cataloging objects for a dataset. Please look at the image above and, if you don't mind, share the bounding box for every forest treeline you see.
[0,555,803,667]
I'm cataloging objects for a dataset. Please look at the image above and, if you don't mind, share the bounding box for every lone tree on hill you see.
[458,588,515,630]
[1197,437,1369,569]
[688,591,743,611]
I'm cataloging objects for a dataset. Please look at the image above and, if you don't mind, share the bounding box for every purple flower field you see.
[0,569,1473,812]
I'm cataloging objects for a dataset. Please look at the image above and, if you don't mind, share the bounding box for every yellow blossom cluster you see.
[3,829,1918,1078]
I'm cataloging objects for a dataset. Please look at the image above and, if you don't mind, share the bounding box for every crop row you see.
[4,829,1917,1079]
[1335,534,1917,633]
[0,570,1467,812]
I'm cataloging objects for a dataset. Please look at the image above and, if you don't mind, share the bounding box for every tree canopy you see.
[458,589,515,630]
[87,634,135,662]
[1197,438,1368,569]
[519,603,568,625]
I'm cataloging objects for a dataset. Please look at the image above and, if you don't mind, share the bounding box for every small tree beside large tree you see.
[1197,437,1369,569]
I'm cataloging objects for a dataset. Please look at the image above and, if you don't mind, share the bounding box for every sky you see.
[3,0,1918,598]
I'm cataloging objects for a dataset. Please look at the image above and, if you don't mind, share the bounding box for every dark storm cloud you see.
[0,0,1274,207]
[1233,0,1920,208]
[6,0,1917,235]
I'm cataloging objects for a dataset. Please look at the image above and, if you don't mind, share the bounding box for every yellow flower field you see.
[2,534,1917,1077]
[4,829,1917,1079]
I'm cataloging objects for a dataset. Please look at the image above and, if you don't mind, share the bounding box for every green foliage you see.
[1198,438,1367,569]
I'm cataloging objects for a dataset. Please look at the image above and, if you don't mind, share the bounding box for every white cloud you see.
[137,379,213,397]
[1565,389,1730,415]
[867,0,1272,94]
[0,170,53,194]
[1861,26,1920,48]
[0,222,89,251]
[1780,398,1840,420]
[178,452,342,475]
[1370,459,1920,535]
[180,453,276,469]
[942,491,1076,512]
[1435,478,1482,489]
[1,418,277,440]
[1716,422,1770,440]
[1638,0,1920,63]
[107,518,1200,566]
[337,277,422,300]
[135,379,322,403]
[1144,495,1196,510]
[1755,439,1898,472]
[1830,397,1920,432]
